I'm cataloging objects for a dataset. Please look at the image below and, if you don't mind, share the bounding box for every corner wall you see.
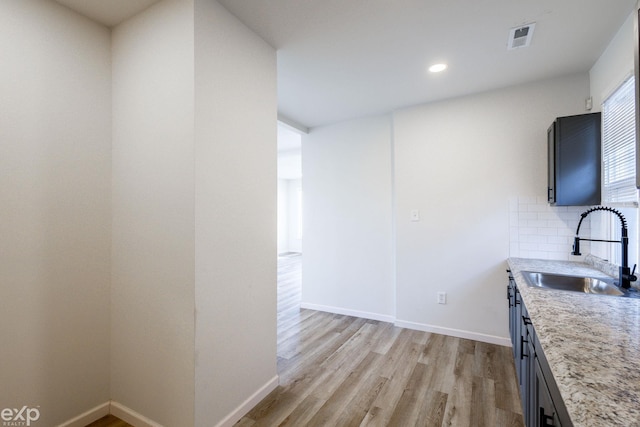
[0,1,112,425]
[2,1,277,425]
[111,0,196,425]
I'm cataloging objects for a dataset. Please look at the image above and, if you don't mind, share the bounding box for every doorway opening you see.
[277,121,303,349]
[277,123,302,257]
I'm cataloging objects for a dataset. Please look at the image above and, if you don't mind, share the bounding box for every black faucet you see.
[571,206,637,289]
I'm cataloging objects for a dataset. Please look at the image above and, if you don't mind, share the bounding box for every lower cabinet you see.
[536,358,561,427]
[507,271,572,427]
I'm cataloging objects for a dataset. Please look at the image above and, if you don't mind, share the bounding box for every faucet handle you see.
[631,264,637,282]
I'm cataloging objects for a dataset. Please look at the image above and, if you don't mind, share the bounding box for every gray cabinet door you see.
[536,358,562,427]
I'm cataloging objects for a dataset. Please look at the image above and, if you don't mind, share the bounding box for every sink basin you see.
[521,271,624,296]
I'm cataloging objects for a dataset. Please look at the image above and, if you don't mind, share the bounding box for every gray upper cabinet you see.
[547,113,601,206]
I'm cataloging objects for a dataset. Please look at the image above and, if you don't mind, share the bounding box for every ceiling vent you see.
[508,23,536,50]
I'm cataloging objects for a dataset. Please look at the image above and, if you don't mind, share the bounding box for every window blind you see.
[602,76,637,204]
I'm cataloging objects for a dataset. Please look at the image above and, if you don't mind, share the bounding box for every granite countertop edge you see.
[507,257,640,427]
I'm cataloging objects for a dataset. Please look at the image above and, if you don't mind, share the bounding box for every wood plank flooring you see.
[236,254,524,426]
[85,414,132,427]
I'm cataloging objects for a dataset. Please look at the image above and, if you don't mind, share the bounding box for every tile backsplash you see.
[509,196,590,261]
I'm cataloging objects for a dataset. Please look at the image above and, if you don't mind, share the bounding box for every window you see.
[602,76,638,204]
[599,76,638,265]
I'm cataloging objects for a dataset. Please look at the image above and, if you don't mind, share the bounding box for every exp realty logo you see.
[1,406,40,426]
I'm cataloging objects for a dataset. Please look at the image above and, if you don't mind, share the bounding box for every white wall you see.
[194,0,277,425]
[301,74,590,342]
[590,12,635,107]
[111,0,196,425]
[394,74,590,341]
[303,115,395,320]
[0,1,112,425]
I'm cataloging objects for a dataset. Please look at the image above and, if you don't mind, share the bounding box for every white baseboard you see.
[56,376,277,427]
[300,302,395,323]
[57,402,110,427]
[110,401,163,427]
[213,375,279,427]
[394,319,511,347]
[300,303,510,346]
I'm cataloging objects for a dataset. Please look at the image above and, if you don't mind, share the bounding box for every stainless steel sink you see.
[521,271,624,296]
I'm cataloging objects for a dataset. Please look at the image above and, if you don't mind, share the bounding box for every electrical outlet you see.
[437,292,446,304]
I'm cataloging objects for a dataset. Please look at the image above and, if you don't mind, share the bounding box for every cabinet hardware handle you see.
[540,408,555,426]
[520,335,528,359]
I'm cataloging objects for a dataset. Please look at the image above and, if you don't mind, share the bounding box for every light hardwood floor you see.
[236,254,524,426]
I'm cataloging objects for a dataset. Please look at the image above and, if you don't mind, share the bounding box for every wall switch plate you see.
[410,210,420,221]
[437,292,446,304]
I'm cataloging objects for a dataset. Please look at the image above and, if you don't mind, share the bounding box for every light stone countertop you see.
[507,257,640,427]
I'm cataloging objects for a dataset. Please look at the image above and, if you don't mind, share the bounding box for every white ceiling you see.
[217,0,637,128]
[54,0,161,27]
[54,0,637,129]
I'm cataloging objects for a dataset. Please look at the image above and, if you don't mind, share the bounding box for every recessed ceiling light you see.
[428,63,447,73]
